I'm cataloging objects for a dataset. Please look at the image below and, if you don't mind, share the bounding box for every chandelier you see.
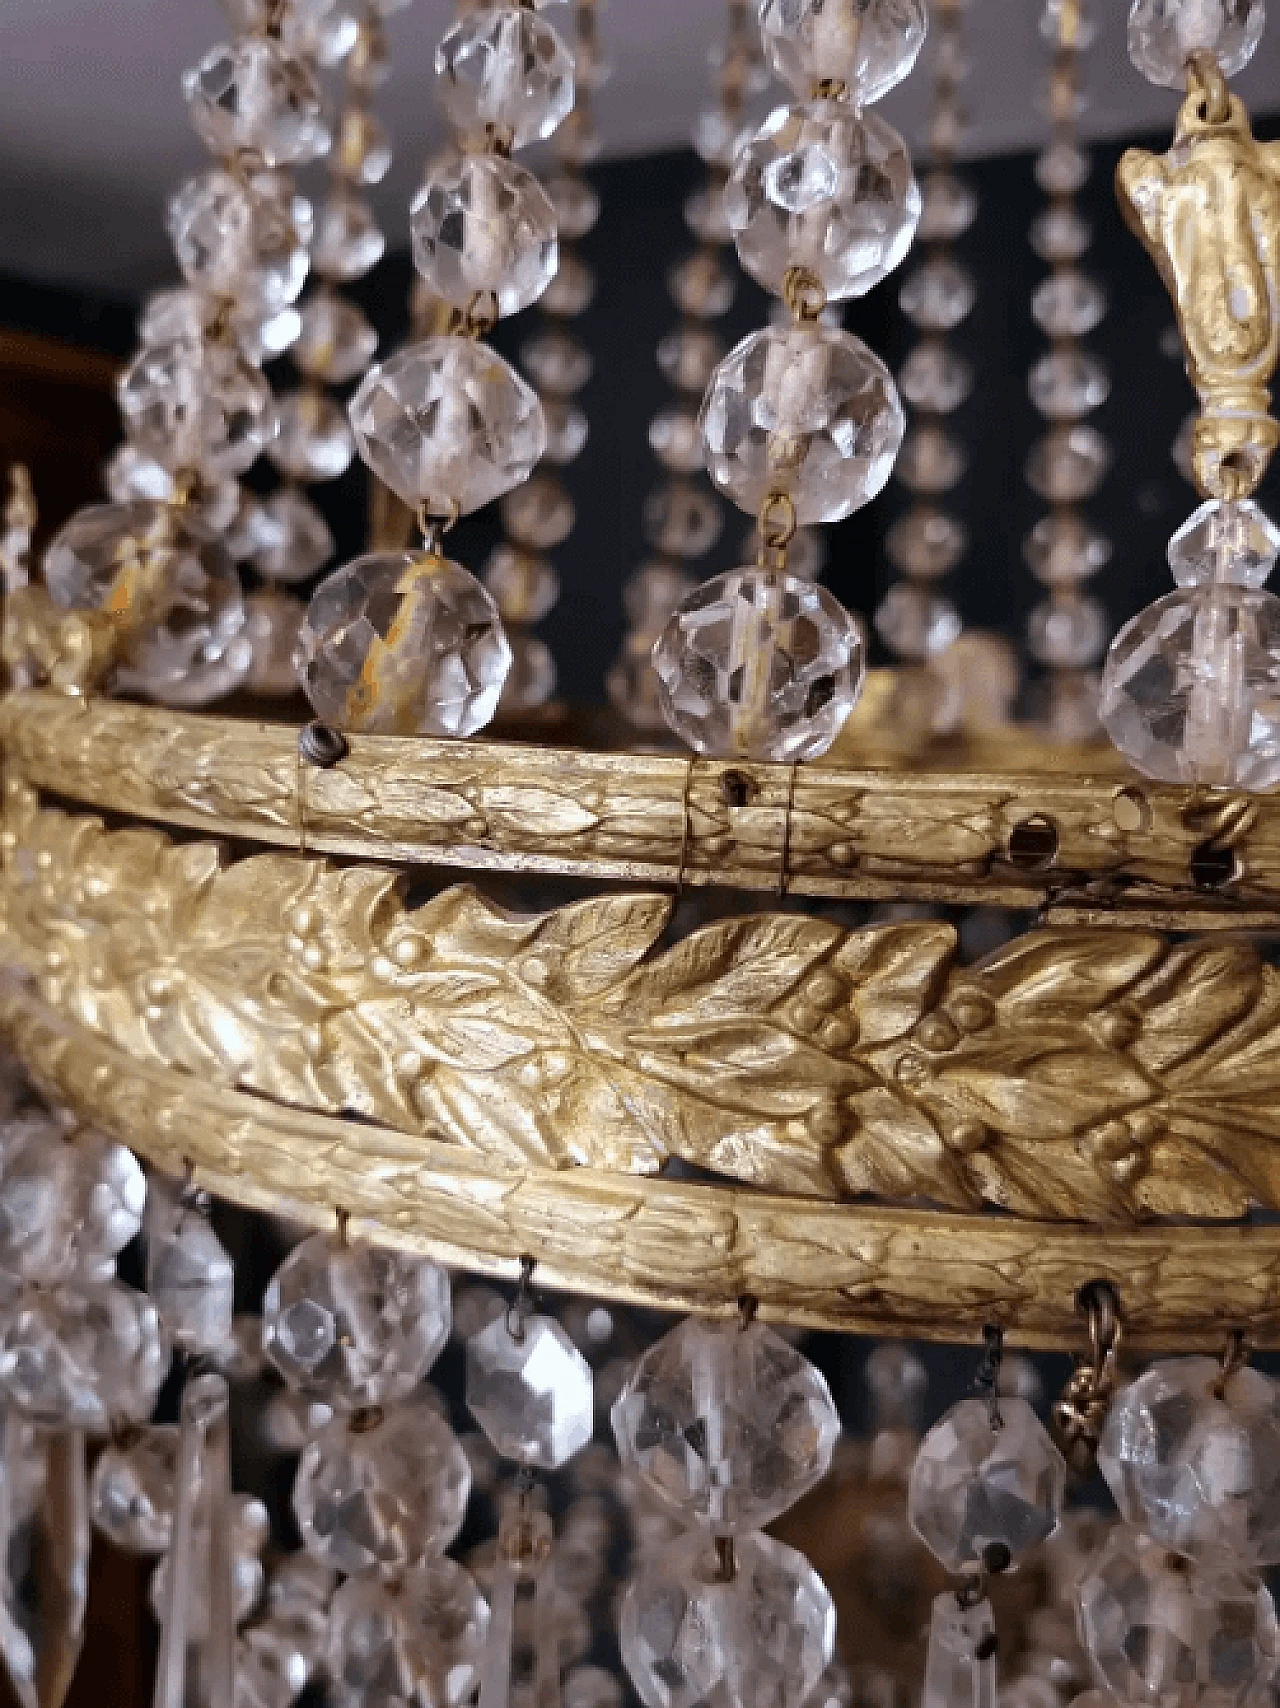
[2,3,1280,1708]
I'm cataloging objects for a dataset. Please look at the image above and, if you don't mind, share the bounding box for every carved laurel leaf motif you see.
[5,785,1280,1221]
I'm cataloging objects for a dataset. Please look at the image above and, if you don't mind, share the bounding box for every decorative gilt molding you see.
[5,784,1280,1224]
[5,689,1280,918]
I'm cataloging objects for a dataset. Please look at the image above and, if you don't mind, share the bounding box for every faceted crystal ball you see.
[727,101,919,301]
[611,1317,840,1533]
[435,5,575,150]
[466,1313,594,1469]
[167,168,311,316]
[244,590,306,697]
[89,1424,180,1555]
[759,0,927,105]
[248,488,335,583]
[183,37,329,167]
[700,325,904,524]
[119,338,276,480]
[293,292,379,385]
[1099,585,1280,789]
[261,1234,451,1410]
[1077,1528,1278,1708]
[0,1124,145,1283]
[1098,1357,1280,1566]
[620,1529,835,1708]
[312,192,387,284]
[907,1396,1067,1573]
[271,389,357,482]
[0,1281,169,1433]
[653,567,865,762]
[293,1398,472,1575]
[1128,0,1264,87]
[294,552,512,737]
[411,153,558,317]
[237,1624,310,1708]
[327,1561,490,1708]
[349,336,545,512]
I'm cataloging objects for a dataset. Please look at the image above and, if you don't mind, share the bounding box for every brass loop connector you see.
[1212,1327,1252,1398]
[1050,1278,1123,1476]
[758,490,797,553]
[464,289,500,338]
[416,499,460,555]
[1185,49,1232,126]
[782,264,826,325]
[810,77,848,101]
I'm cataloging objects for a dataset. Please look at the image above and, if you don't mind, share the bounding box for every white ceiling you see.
[0,0,1277,291]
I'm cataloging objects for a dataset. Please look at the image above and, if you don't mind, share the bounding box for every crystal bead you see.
[1031,271,1107,338]
[483,546,559,624]
[412,154,557,318]
[119,339,276,480]
[726,101,920,301]
[293,1397,471,1575]
[466,1313,593,1469]
[89,1425,179,1555]
[1028,350,1109,420]
[620,1529,834,1708]
[211,1315,269,1386]
[312,193,385,283]
[897,424,966,494]
[1025,426,1110,502]
[607,642,669,733]
[1029,204,1092,263]
[44,499,172,612]
[249,487,334,583]
[693,108,751,169]
[295,551,511,737]
[269,1551,337,1614]
[183,38,328,167]
[759,0,926,104]
[886,507,967,579]
[566,1667,622,1708]
[104,447,240,535]
[0,1125,145,1283]
[922,1592,996,1708]
[499,634,557,713]
[327,1561,489,1708]
[545,172,600,240]
[1168,498,1280,587]
[1098,1356,1280,1565]
[684,183,733,245]
[262,1233,450,1410]
[907,1396,1067,1573]
[224,0,363,66]
[1128,0,1264,86]
[149,1484,268,1640]
[1028,597,1107,668]
[0,1283,168,1433]
[643,482,724,559]
[612,1316,839,1532]
[918,172,978,242]
[145,1179,235,1356]
[657,327,725,396]
[261,1391,334,1455]
[237,1621,310,1708]
[271,390,356,482]
[876,583,962,661]
[293,293,378,384]
[349,337,544,512]
[1041,0,1099,46]
[542,399,589,466]
[1035,143,1090,199]
[899,259,977,331]
[116,577,251,710]
[1100,583,1280,788]
[521,328,592,397]
[436,6,575,149]
[650,407,706,475]
[552,105,601,167]
[623,563,698,633]
[899,342,973,414]
[701,324,903,524]
[668,252,736,319]
[244,590,305,697]
[335,107,393,186]
[541,251,595,318]
[1077,1528,1277,1708]
[1023,514,1112,586]
[168,169,310,316]
[501,474,574,550]
[929,99,969,156]
[653,566,866,761]
[145,281,303,364]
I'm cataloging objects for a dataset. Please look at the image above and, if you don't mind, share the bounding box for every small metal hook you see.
[974,1321,1005,1431]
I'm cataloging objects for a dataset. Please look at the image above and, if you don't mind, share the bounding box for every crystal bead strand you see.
[652,0,925,763]
[876,0,971,715]
[612,1311,839,1708]
[605,0,763,734]
[485,0,602,721]
[295,0,580,734]
[1023,0,1112,742]
[1100,0,1280,787]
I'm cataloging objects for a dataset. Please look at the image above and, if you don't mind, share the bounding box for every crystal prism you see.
[145,1176,235,1356]
[921,1591,997,1708]
[466,1314,593,1470]
[0,1422,88,1708]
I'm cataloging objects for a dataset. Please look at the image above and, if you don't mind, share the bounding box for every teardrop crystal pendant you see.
[0,1419,88,1708]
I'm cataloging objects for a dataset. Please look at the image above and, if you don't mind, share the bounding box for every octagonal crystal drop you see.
[907,1396,1066,1573]
[349,336,545,512]
[183,37,329,167]
[620,1529,835,1708]
[1128,0,1265,88]
[653,567,865,762]
[435,5,575,150]
[759,0,927,105]
[262,1233,450,1410]
[119,338,276,480]
[144,1177,235,1356]
[726,101,919,301]
[327,1560,490,1708]
[295,551,511,737]
[411,153,558,317]
[90,1425,179,1555]
[293,1398,471,1576]
[466,1313,593,1469]
[168,168,310,316]
[1077,1528,1278,1708]
[1099,1356,1280,1566]
[611,1316,840,1533]
[1100,585,1280,788]
[700,324,903,524]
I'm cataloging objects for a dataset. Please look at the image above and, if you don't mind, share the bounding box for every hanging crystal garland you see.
[650,0,925,763]
[1022,0,1112,743]
[605,0,764,734]
[877,0,971,712]
[484,0,602,723]
[1100,0,1280,787]
[293,0,581,736]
